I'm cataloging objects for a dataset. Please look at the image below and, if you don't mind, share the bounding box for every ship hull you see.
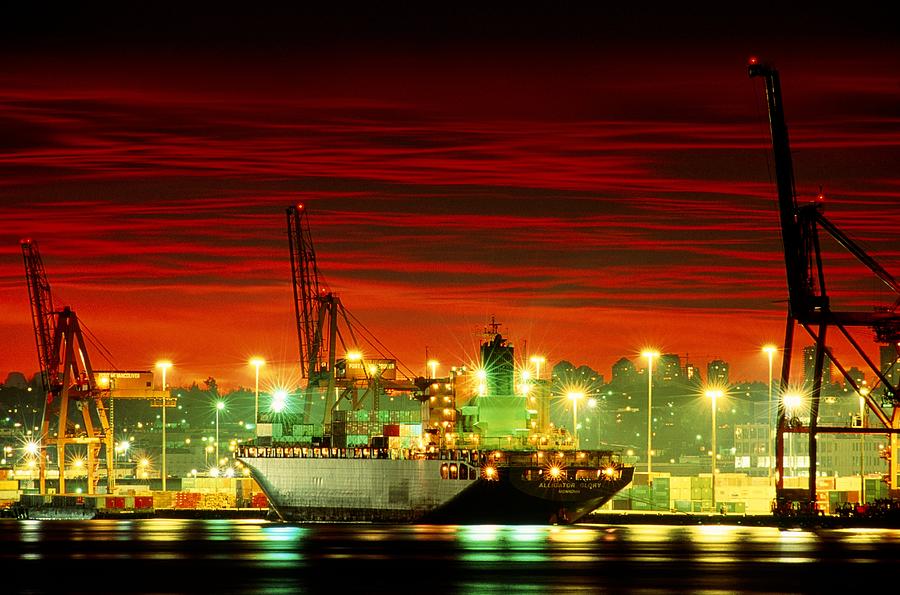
[239,451,632,524]
[424,466,634,524]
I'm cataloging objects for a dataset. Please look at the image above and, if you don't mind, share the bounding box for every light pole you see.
[705,389,723,512]
[783,393,802,479]
[250,357,265,424]
[530,355,545,381]
[117,440,130,481]
[567,391,584,449]
[641,350,660,483]
[530,355,547,432]
[762,345,777,483]
[156,361,172,492]
[859,386,869,505]
[215,400,225,468]
[428,359,439,379]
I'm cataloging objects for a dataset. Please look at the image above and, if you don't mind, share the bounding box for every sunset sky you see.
[2,8,899,390]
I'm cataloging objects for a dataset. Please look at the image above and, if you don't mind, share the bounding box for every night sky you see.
[2,7,899,389]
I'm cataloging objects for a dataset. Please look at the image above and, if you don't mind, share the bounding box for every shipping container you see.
[673,500,692,513]
[724,501,745,514]
[612,498,631,510]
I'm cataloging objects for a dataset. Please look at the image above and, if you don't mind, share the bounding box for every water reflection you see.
[3,519,900,593]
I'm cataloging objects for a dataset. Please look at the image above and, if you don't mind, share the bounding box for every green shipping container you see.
[632,499,651,511]
[865,478,888,501]
[725,501,745,514]
[691,477,712,490]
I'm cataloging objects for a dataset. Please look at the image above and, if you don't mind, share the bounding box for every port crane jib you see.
[286,204,419,426]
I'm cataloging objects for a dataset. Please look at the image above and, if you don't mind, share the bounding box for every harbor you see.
[4,7,900,594]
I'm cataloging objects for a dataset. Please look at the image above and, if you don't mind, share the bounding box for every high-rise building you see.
[802,345,833,386]
[685,361,701,383]
[658,353,682,382]
[879,345,898,398]
[707,359,729,385]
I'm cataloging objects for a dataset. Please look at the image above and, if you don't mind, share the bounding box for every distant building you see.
[610,357,637,385]
[732,422,885,480]
[879,345,898,398]
[732,423,773,477]
[658,353,682,383]
[845,367,866,389]
[707,359,729,385]
[685,361,702,384]
[2,371,28,389]
[803,345,833,387]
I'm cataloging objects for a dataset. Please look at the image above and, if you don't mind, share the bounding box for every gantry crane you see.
[286,204,420,427]
[749,59,900,514]
[21,239,113,495]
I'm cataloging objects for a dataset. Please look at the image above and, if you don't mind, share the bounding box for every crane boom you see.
[21,240,57,396]
[287,204,340,422]
[747,61,815,316]
[283,204,420,429]
[287,203,330,381]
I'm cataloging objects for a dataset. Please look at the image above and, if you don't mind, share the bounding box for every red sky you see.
[1,8,899,389]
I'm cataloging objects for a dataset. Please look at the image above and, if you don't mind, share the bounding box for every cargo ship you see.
[238,445,631,524]
[238,321,633,524]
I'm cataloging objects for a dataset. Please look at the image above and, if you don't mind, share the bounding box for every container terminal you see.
[2,60,899,524]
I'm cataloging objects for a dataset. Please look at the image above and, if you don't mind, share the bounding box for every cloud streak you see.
[1,35,899,387]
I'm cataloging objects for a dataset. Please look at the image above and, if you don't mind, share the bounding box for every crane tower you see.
[21,239,113,495]
[749,59,900,514]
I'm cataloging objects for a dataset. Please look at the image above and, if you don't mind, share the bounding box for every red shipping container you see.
[384,424,400,437]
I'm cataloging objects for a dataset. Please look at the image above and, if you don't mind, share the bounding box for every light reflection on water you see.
[4,519,900,593]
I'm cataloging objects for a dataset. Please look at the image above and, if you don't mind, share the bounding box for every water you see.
[3,519,900,593]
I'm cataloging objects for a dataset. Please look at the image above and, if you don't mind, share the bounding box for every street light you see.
[762,345,777,482]
[641,350,660,483]
[271,390,288,413]
[705,389,724,512]
[783,393,802,479]
[859,386,869,504]
[567,391,585,449]
[428,359,439,379]
[530,355,546,381]
[116,439,130,479]
[156,360,172,492]
[215,400,225,467]
[250,357,265,425]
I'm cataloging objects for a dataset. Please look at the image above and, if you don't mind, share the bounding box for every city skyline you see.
[2,8,899,389]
